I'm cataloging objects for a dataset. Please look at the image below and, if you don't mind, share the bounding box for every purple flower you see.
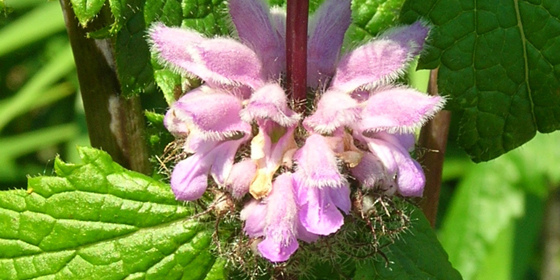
[149,0,446,262]
[241,173,317,262]
[302,9,444,197]
[293,134,351,235]
[149,0,298,202]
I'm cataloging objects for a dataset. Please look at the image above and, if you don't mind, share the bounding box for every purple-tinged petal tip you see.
[360,87,445,135]
[241,83,300,127]
[170,156,211,201]
[149,23,266,89]
[303,90,361,134]
[172,88,251,140]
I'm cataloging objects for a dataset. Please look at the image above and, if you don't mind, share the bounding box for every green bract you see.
[0,147,225,279]
[401,0,560,162]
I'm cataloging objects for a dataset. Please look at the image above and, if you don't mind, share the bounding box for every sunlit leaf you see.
[346,0,405,43]
[0,147,225,279]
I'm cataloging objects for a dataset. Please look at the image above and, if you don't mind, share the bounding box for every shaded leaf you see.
[354,208,462,280]
[401,0,560,162]
[0,147,225,279]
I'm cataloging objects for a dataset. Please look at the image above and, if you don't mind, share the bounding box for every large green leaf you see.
[0,147,225,280]
[438,131,560,279]
[354,209,462,279]
[401,0,560,162]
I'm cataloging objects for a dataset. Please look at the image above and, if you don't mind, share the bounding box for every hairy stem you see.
[59,0,150,174]
[285,0,308,112]
[417,69,451,227]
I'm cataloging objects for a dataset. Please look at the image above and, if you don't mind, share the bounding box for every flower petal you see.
[226,160,257,199]
[350,152,396,194]
[210,136,250,185]
[269,7,286,42]
[294,134,345,188]
[240,199,267,237]
[149,24,265,89]
[170,155,211,201]
[164,107,189,137]
[362,133,425,197]
[331,22,430,92]
[229,0,285,78]
[241,83,300,127]
[394,153,425,197]
[172,88,251,140]
[149,23,205,68]
[259,173,299,262]
[296,183,345,235]
[379,21,430,57]
[250,121,297,198]
[327,184,351,214]
[303,90,361,134]
[360,87,445,134]
[296,219,319,243]
[307,0,351,87]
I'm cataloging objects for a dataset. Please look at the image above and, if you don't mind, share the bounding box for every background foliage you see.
[1,0,559,279]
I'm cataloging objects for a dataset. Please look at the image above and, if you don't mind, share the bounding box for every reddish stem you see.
[417,69,451,227]
[286,0,309,111]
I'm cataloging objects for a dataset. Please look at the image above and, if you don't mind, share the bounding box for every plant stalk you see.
[417,69,451,227]
[59,0,150,174]
[285,0,308,112]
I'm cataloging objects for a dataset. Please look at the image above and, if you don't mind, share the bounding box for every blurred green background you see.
[1,1,559,280]
[0,0,89,191]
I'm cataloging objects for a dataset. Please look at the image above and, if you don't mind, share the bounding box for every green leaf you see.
[354,209,462,279]
[401,0,560,162]
[70,0,106,26]
[346,0,405,44]
[107,0,153,96]
[438,131,560,279]
[0,147,225,280]
[144,0,182,26]
[154,69,182,105]
[181,0,230,36]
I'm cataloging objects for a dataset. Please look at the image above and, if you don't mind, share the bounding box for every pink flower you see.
[241,173,318,262]
[303,14,444,197]
[149,0,445,262]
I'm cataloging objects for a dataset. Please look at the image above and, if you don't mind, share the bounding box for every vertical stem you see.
[59,0,150,174]
[286,0,308,111]
[281,5,309,280]
[417,69,451,227]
